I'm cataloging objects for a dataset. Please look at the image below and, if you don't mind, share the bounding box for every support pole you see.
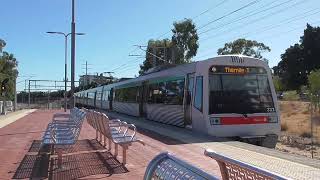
[14,77,17,111]
[28,80,31,107]
[70,0,76,108]
[64,36,68,112]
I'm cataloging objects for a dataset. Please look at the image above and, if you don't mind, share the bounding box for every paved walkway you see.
[0,110,221,179]
[105,111,320,180]
[0,109,37,128]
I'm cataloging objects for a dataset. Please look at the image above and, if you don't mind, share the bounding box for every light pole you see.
[46,31,85,112]
[71,0,76,109]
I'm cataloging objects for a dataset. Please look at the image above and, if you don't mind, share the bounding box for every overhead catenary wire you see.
[195,16,320,61]
[199,0,308,42]
[198,0,295,35]
[196,7,320,57]
[197,0,261,31]
[155,0,230,39]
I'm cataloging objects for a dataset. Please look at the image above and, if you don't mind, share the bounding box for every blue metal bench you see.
[144,152,219,180]
[204,149,287,180]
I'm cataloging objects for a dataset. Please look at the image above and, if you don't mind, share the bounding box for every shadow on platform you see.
[28,139,106,154]
[49,151,128,180]
[12,154,49,179]
[13,139,128,179]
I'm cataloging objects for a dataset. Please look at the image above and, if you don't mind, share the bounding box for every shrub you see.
[283,91,300,101]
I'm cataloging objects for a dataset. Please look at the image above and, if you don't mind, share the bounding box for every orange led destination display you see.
[224,67,249,74]
[210,66,266,74]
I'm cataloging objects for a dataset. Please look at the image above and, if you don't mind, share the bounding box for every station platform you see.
[0,110,221,179]
[105,111,320,180]
[0,109,319,179]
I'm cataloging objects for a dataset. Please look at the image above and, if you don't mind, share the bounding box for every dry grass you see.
[279,101,320,143]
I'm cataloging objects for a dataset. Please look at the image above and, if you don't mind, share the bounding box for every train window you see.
[114,86,139,103]
[209,73,274,114]
[102,90,109,101]
[147,79,184,105]
[88,92,95,99]
[96,91,102,100]
[194,76,203,112]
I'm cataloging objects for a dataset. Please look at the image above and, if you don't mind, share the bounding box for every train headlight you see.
[268,116,278,123]
[210,117,221,125]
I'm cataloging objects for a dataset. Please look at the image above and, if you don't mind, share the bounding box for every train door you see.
[94,91,97,108]
[184,73,195,128]
[139,81,148,117]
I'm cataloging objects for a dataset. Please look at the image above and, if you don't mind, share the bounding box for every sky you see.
[1,0,320,91]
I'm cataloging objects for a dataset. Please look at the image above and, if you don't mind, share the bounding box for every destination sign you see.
[210,66,267,74]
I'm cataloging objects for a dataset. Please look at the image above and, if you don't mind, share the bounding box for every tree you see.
[0,39,6,53]
[273,24,320,90]
[217,38,271,60]
[0,39,18,101]
[139,19,199,75]
[139,39,172,75]
[171,19,199,64]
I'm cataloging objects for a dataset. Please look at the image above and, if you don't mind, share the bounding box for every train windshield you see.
[209,71,274,114]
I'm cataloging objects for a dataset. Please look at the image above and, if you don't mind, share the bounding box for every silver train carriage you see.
[75,55,280,148]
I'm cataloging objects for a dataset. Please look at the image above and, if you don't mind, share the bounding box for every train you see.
[75,55,280,148]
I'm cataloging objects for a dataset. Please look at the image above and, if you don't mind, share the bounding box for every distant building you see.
[79,74,113,87]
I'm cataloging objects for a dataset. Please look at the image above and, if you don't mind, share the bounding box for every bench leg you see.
[114,144,118,157]
[100,132,102,143]
[122,145,128,165]
[103,135,106,147]
[217,161,228,180]
[96,130,98,140]
[57,149,63,169]
[108,139,112,151]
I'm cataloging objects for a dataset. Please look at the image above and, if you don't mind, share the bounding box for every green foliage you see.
[217,38,271,60]
[171,19,199,64]
[0,39,18,101]
[139,19,199,75]
[139,39,172,75]
[0,39,6,53]
[273,24,320,90]
[283,90,299,101]
[308,69,320,94]
[308,69,320,110]
[273,76,284,92]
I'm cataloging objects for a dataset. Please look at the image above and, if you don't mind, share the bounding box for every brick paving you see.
[0,110,221,179]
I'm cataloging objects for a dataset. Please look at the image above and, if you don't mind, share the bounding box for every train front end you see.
[200,56,280,148]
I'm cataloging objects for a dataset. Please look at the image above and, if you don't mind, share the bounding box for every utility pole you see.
[70,0,76,108]
[81,60,92,86]
[28,80,31,107]
[85,61,88,76]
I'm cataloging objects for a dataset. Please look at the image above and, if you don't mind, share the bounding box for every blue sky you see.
[1,0,319,91]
